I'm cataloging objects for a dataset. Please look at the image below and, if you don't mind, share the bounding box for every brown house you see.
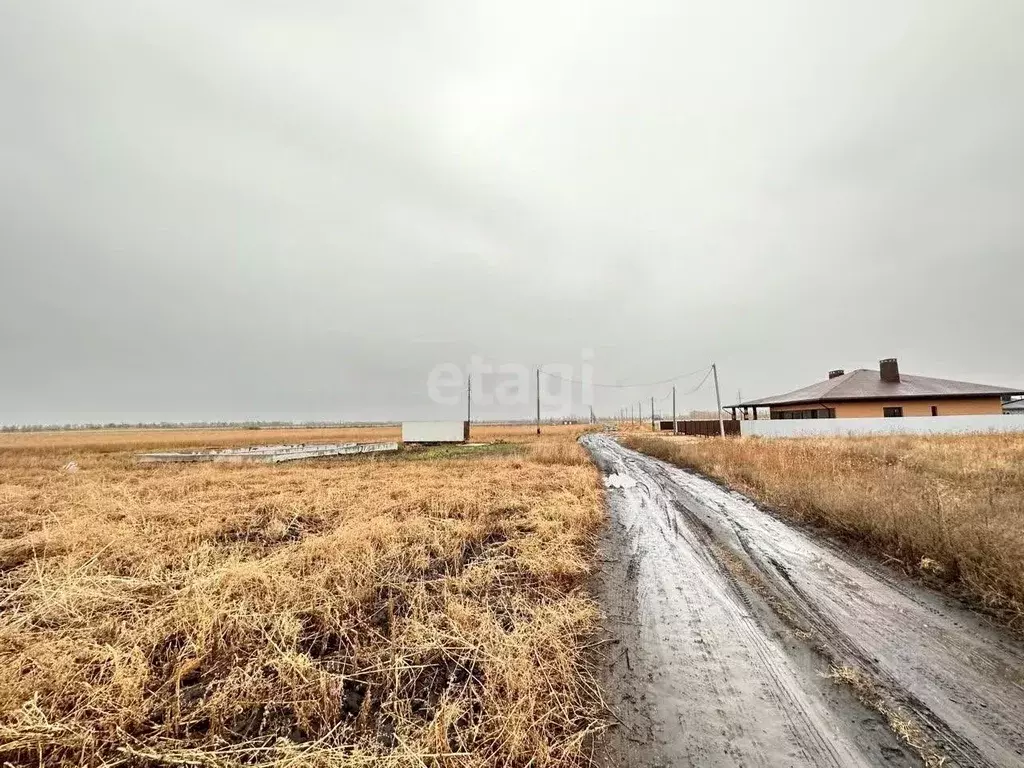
[729,358,1024,420]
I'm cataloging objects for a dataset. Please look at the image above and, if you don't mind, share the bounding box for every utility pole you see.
[536,367,541,435]
[650,396,655,431]
[467,376,472,425]
[672,385,677,435]
[712,363,725,437]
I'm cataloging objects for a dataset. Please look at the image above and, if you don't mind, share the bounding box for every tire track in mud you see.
[585,434,1024,768]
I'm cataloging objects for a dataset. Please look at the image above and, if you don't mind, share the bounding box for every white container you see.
[401,421,469,443]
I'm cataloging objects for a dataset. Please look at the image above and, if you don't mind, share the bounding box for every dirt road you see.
[584,434,1024,768]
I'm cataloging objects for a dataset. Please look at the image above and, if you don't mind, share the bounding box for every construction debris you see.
[137,442,399,464]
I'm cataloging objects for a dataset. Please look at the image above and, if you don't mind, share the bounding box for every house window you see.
[883,407,904,418]
[774,408,836,420]
[931,405,938,416]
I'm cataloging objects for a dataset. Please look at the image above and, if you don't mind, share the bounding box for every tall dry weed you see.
[528,442,591,466]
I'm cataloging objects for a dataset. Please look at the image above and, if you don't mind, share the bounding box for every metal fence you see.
[658,419,741,437]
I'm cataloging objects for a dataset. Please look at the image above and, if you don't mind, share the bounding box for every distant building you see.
[729,358,1023,420]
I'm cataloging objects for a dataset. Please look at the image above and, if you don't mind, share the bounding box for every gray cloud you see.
[2,0,1022,424]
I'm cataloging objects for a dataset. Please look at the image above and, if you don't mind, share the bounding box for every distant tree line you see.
[0,420,400,433]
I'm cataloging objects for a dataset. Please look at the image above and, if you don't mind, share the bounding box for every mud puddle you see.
[584,434,1024,768]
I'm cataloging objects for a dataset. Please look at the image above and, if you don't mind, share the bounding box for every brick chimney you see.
[828,369,845,379]
[879,358,900,383]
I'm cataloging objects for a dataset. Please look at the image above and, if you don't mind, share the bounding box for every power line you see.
[539,365,711,389]
[682,367,714,395]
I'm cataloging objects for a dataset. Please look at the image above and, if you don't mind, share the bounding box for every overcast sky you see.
[2,1,1022,424]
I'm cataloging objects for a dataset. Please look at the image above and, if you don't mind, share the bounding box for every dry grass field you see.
[0,424,564,454]
[623,433,1024,627]
[0,425,606,767]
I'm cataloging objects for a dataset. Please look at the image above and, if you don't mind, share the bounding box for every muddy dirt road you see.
[584,434,1024,768]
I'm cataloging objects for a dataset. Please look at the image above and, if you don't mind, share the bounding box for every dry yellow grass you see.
[0,426,403,453]
[623,433,1024,626]
[0,425,606,766]
[0,424,577,455]
[527,442,591,467]
[608,421,654,436]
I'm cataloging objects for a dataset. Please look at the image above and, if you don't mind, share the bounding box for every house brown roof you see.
[731,369,1024,408]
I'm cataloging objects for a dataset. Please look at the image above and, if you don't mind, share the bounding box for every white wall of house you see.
[739,414,1024,438]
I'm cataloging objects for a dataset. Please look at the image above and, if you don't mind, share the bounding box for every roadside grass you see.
[528,441,591,466]
[403,442,526,461]
[0,425,606,766]
[826,665,944,768]
[621,433,1024,627]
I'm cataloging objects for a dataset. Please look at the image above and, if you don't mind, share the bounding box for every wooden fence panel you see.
[658,420,740,436]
